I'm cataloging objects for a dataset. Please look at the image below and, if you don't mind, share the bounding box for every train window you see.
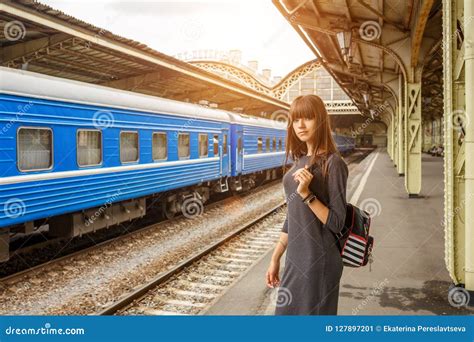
[152,132,167,161]
[237,137,242,153]
[213,135,219,155]
[272,137,276,152]
[198,134,208,157]
[257,137,263,153]
[278,138,282,151]
[120,131,139,163]
[77,129,102,167]
[223,134,228,155]
[17,127,53,171]
[265,137,270,152]
[178,133,190,159]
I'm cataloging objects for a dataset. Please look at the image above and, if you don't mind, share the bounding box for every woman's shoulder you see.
[328,152,344,162]
[328,152,348,171]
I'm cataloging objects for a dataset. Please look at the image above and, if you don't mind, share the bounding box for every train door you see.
[235,128,243,175]
[221,130,230,177]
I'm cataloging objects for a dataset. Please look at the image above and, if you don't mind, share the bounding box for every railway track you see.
[0,180,281,283]
[99,202,286,315]
[0,148,374,315]
[98,148,375,316]
[344,148,374,168]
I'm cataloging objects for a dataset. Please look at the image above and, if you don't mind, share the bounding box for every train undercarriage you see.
[0,167,283,263]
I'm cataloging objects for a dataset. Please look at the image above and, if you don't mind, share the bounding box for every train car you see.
[227,113,287,191]
[0,67,288,262]
[0,67,355,262]
[332,133,355,154]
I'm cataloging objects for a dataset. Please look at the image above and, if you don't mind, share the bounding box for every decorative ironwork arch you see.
[188,59,359,114]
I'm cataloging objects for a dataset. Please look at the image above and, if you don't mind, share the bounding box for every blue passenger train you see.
[0,67,353,262]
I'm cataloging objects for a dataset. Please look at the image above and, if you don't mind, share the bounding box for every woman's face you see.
[292,117,316,142]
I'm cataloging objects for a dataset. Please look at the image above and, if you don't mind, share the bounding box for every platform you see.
[204,149,474,315]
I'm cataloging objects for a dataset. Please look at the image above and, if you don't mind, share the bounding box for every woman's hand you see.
[292,165,313,198]
[266,260,281,288]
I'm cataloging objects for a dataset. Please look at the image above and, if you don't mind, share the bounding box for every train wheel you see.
[161,201,176,220]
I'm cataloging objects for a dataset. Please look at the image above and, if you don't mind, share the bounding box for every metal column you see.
[397,75,405,175]
[443,0,468,293]
[387,120,393,160]
[405,82,422,196]
[394,106,399,168]
[463,0,474,294]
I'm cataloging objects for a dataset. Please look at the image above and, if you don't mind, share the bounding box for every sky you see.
[40,0,315,79]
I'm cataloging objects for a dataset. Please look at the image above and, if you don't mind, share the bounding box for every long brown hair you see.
[284,94,339,178]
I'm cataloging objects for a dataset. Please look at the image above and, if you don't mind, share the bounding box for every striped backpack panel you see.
[335,203,375,268]
[341,233,373,267]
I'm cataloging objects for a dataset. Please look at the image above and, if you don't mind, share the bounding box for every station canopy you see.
[0,0,289,117]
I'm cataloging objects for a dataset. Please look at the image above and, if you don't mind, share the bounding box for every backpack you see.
[310,154,374,270]
[332,203,374,270]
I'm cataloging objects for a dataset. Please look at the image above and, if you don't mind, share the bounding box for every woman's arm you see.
[294,156,349,234]
[266,232,287,288]
[266,215,289,288]
[298,192,329,224]
[271,231,288,263]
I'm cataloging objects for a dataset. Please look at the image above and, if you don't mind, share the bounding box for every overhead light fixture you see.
[336,30,352,57]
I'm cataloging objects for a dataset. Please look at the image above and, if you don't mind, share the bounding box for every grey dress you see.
[274,152,349,315]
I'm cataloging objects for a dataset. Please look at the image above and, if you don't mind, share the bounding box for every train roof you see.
[225,112,287,129]
[0,67,230,124]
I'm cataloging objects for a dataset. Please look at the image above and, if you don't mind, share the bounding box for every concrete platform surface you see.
[204,149,474,315]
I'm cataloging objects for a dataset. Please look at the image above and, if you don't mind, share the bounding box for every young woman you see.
[266,94,349,315]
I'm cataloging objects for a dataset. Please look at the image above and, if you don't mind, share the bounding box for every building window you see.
[198,133,208,157]
[178,133,190,159]
[17,127,53,171]
[77,129,102,167]
[152,132,167,161]
[120,131,139,163]
[257,137,263,153]
[265,137,270,152]
[213,135,219,155]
